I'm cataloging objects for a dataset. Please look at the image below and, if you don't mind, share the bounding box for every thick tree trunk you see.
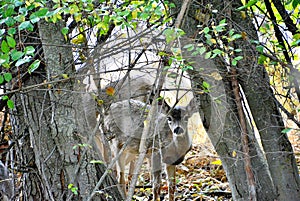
[170,0,297,200]
[230,1,300,200]
[11,18,122,200]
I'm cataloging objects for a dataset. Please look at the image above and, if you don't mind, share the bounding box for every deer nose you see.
[174,127,184,135]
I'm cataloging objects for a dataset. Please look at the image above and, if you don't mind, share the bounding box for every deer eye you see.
[167,116,172,122]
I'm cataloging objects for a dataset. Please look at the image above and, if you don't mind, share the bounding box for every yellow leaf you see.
[211,159,222,165]
[61,74,69,79]
[210,38,217,44]
[71,34,86,45]
[241,32,247,40]
[132,10,138,19]
[144,120,148,127]
[106,86,115,96]
[240,11,247,20]
[232,150,237,157]
[293,33,300,40]
[97,99,104,106]
[210,71,222,80]
[152,2,158,8]
[74,13,82,22]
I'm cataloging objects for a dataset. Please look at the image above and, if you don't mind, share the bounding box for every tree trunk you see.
[230,1,300,200]
[11,18,122,200]
[170,0,299,200]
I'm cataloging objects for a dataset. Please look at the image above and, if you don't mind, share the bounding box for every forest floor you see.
[1,113,299,201]
[133,130,300,201]
[132,144,232,201]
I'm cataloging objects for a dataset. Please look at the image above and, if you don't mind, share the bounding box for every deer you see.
[104,97,196,200]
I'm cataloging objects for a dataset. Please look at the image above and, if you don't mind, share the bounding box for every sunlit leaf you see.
[8,28,16,36]
[90,160,104,164]
[16,57,31,66]
[0,54,9,65]
[205,51,211,59]
[0,75,4,84]
[18,21,33,31]
[281,128,292,133]
[1,40,10,53]
[183,44,195,51]
[7,99,14,109]
[28,60,41,74]
[232,150,237,157]
[11,50,24,61]
[236,0,258,11]
[106,86,115,96]
[202,81,211,90]
[24,46,35,56]
[203,27,210,34]
[61,27,69,35]
[6,36,16,48]
[211,159,222,165]
[4,73,12,82]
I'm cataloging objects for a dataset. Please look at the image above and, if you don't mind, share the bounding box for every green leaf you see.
[24,46,35,56]
[6,36,16,48]
[16,57,31,66]
[35,8,49,17]
[256,45,264,53]
[202,81,211,90]
[8,28,16,36]
[281,128,292,133]
[236,0,258,11]
[292,0,300,9]
[234,48,242,53]
[203,27,210,34]
[183,44,194,51]
[28,60,41,74]
[0,75,4,84]
[2,96,9,101]
[90,160,104,164]
[234,56,243,61]
[219,19,226,24]
[205,51,211,59]
[163,28,175,44]
[1,40,10,53]
[215,25,226,32]
[4,5,16,17]
[18,21,33,31]
[0,29,5,38]
[0,54,9,65]
[7,99,14,109]
[232,34,242,40]
[197,47,206,55]
[5,17,16,27]
[61,27,69,35]
[11,50,24,61]
[258,54,267,64]
[4,73,12,82]
[232,59,237,66]
[182,65,193,71]
[212,49,223,55]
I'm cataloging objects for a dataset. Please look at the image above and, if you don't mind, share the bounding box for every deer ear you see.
[186,98,198,116]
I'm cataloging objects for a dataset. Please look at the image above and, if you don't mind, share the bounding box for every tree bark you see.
[230,1,300,200]
[170,0,298,200]
[11,17,122,201]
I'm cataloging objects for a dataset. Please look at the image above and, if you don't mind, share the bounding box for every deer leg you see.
[152,152,162,201]
[128,161,135,182]
[166,164,176,201]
